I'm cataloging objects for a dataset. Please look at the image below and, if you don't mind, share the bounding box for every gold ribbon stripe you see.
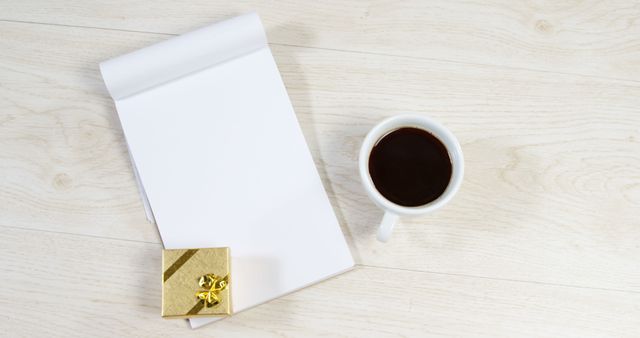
[186,301,205,316]
[163,249,199,282]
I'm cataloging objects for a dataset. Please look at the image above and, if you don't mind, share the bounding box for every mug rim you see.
[358,114,464,216]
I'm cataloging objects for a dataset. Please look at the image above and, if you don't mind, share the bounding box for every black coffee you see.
[368,127,452,207]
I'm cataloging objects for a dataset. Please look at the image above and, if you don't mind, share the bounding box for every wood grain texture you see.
[2,226,639,337]
[2,0,640,80]
[0,21,156,242]
[1,2,640,335]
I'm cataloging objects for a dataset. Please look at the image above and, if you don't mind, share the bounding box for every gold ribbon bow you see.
[196,274,229,307]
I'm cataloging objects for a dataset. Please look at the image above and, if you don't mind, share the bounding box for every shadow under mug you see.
[359,115,464,242]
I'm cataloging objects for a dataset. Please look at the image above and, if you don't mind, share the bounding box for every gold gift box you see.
[162,247,232,318]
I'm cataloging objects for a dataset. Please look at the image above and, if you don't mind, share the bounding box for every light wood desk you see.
[1,1,639,337]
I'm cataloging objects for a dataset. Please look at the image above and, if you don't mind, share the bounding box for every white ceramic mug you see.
[359,115,464,242]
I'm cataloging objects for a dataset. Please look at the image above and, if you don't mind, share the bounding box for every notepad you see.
[100,13,354,328]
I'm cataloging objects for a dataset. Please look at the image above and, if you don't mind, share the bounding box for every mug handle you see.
[377,212,399,242]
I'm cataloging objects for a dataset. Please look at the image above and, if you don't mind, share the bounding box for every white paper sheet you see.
[100,12,354,328]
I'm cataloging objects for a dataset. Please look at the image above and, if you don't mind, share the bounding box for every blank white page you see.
[101,13,354,328]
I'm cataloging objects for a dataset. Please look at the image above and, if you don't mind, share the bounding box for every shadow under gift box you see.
[162,247,232,318]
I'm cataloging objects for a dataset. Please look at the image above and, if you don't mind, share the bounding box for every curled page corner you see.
[129,155,155,224]
[100,12,267,100]
[101,11,267,222]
